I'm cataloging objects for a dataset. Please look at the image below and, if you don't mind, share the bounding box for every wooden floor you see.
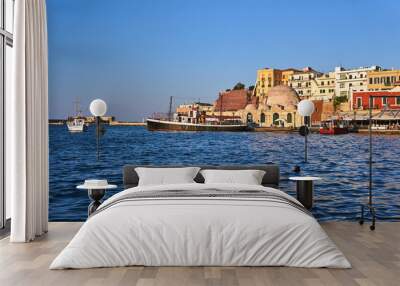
[0,222,399,286]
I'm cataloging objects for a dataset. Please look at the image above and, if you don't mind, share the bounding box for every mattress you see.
[50,183,351,269]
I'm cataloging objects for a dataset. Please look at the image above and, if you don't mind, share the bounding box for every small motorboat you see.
[67,118,86,132]
[320,120,349,135]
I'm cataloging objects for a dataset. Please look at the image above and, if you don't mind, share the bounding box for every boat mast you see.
[219,93,223,125]
[168,96,173,121]
[73,99,82,117]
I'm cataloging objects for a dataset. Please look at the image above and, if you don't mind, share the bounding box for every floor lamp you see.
[359,96,376,230]
[298,100,315,163]
[89,99,108,161]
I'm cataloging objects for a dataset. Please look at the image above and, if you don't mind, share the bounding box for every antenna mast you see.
[73,99,82,117]
[168,96,173,121]
[219,93,223,125]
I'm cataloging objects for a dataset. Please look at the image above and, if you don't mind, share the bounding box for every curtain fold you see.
[9,0,49,242]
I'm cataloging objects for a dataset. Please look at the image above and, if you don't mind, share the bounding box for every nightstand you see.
[289,176,321,209]
[77,180,117,216]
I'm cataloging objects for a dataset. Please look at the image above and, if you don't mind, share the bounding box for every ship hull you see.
[146,119,249,132]
[67,125,85,132]
[319,127,348,135]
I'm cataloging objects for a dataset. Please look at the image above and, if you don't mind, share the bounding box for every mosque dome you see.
[265,85,300,109]
[244,103,257,111]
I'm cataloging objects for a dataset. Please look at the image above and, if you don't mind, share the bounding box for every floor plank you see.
[0,222,399,286]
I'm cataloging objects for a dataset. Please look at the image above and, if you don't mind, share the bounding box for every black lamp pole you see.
[305,116,309,163]
[96,116,100,161]
[359,95,376,230]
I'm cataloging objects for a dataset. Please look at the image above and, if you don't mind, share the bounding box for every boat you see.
[66,99,87,132]
[320,120,349,135]
[146,96,249,132]
[146,118,249,132]
[67,118,86,132]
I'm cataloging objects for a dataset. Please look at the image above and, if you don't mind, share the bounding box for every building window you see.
[260,113,265,123]
[246,113,253,123]
[287,113,292,123]
[349,75,353,79]
[356,97,362,108]
[382,97,387,106]
[396,97,400,105]
[340,83,345,88]
[272,113,279,125]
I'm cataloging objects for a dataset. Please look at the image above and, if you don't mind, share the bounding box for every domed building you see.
[240,85,302,128]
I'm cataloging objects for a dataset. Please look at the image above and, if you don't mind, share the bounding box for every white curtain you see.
[8,0,49,242]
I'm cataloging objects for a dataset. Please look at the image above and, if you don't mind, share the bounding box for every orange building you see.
[367,69,400,91]
[254,68,300,98]
[214,89,256,112]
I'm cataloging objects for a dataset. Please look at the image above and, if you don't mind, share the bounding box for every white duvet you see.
[50,183,351,269]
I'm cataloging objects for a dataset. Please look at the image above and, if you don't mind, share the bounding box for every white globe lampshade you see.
[298,100,315,117]
[89,99,107,117]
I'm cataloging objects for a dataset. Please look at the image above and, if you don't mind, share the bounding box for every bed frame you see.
[123,164,280,189]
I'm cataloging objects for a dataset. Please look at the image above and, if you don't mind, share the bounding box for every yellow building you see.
[367,69,400,91]
[254,68,299,98]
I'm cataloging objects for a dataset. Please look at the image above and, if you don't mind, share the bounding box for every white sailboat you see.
[67,100,87,132]
[67,118,86,132]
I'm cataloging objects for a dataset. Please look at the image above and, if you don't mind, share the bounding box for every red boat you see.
[320,120,349,135]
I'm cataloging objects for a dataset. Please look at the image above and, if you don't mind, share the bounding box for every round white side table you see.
[289,176,321,209]
[77,182,117,216]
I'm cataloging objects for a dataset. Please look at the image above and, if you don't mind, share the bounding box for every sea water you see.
[49,125,400,221]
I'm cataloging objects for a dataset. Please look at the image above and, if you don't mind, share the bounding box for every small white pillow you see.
[135,167,200,186]
[200,169,266,185]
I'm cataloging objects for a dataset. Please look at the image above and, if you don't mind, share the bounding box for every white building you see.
[334,66,381,107]
[311,72,336,101]
[288,68,335,101]
[288,67,322,98]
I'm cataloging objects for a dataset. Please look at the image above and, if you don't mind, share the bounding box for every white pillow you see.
[135,167,200,186]
[200,169,266,185]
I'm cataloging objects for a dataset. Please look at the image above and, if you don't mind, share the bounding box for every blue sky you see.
[47,0,400,121]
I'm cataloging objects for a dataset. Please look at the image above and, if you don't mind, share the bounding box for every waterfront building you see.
[334,65,381,108]
[288,67,323,99]
[311,72,336,101]
[352,87,400,110]
[175,102,213,124]
[367,69,400,91]
[241,85,302,127]
[210,88,257,120]
[310,100,335,125]
[254,68,299,98]
[214,89,255,112]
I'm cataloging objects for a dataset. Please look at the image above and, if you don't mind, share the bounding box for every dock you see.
[109,121,146,126]
[254,127,297,133]
[358,129,400,135]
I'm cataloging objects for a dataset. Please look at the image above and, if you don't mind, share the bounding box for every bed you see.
[50,165,350,269]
